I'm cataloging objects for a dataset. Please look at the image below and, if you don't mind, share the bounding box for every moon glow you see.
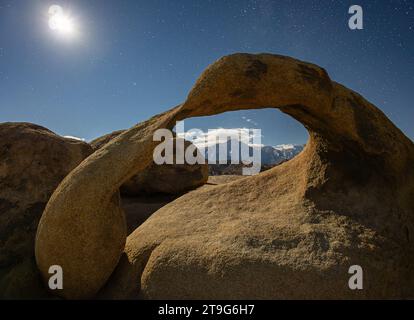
[48,5,76,37]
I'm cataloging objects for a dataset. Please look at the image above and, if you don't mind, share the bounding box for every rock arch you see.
[35,53,414,299]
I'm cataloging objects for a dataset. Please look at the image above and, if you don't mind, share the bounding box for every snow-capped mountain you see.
[261,144,304,165]
[201,141,304,166]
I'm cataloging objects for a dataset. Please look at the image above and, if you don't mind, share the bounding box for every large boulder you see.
[0,122,92,299]
[36,54,414,299]
[90,132,208,195]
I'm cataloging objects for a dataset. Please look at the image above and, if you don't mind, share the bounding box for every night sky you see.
[0,0,413,145]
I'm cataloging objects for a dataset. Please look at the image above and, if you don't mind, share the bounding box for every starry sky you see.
[0,0,413,145]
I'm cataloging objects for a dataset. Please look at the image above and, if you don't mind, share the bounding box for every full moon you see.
[48,5,76,37]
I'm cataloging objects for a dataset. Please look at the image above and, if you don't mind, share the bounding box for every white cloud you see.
[64,135,86,141]
[178,128,263,149]
[274,144,295,150]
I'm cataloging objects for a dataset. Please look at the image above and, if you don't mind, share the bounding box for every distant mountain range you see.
[259,144,304,166]
[200,142,304,175]
[201,141,304,166]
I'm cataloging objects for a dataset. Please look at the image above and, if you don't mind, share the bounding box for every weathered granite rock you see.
[0,122,92,299]
[90,132,208,196]
[36,54,414,299]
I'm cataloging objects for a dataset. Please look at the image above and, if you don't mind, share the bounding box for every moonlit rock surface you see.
[36,53,414,299]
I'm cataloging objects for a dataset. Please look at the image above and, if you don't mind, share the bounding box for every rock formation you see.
[0,123,92,298]
[90,132,208,196]
[89,130,125,150]
[35,53,414,299]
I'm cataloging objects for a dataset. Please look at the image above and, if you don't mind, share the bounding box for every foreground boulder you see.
[0,123,92,299]
[90,132,208,195]
[36,53,414,299]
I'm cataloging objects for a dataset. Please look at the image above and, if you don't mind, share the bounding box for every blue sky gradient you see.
[0,0,413,145]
